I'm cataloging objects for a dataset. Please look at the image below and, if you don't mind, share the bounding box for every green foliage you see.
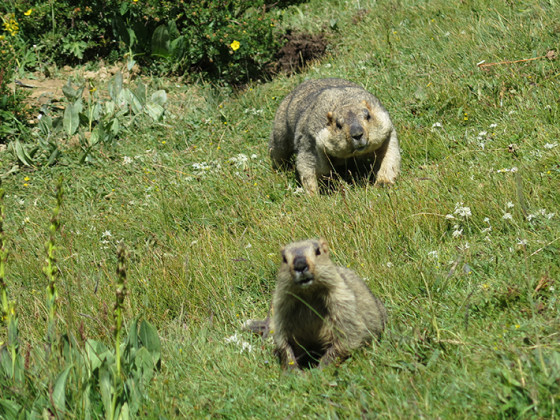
[0,181,161,418]
[2,1,286,85]
[0,0,559,417]
[7,72,168,169]
[0,15,31,144]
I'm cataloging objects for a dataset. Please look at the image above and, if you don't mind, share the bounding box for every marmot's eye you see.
[315,247,321,256]
[282,253,287,263]
[336,121,343,130]
[364,110,371,120]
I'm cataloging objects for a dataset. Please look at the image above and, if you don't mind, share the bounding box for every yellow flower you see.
[24,9,33,16]
[24,176,30,181]
[230,40,240,51]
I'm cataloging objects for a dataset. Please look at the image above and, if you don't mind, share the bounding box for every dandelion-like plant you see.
[44,176,63,344]
[0,185,19,378]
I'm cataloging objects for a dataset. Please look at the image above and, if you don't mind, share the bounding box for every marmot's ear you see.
[318,238,329,254]
[327,112,334,126]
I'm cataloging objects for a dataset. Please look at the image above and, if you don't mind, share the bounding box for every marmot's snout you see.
[292,255,313,285]
[350,123,367,151]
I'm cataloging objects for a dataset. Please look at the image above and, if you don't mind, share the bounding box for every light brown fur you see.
[265,238,387,369]
[269,78,401,194]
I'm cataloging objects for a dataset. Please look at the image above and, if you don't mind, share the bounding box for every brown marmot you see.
[269,78,401,194]
[248,238,387,369]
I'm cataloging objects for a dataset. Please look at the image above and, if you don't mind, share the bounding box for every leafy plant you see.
[8,72,168,168]
[0,178,162,418]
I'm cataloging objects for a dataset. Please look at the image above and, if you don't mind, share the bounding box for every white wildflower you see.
[225,333,254,353]
[458,242,470,251]
[445,214,455,220]
[243,108,263,115]
[489,123,498,128]
[506,201,514,208]
[477,131,487,138]
[123,156,133,165]
[251,154,258,159]
[543,142,558,149]
[454,202,472,218]
[502,213,513,220]
[481,226,492,233]
[192,162,210,171]
[483,217,490,223]
[432,122,443,129]
[229,154,249,168]
[102,230,112,238]
[452,225,463,238]
[427,250,439,259]
[386,262,394,268]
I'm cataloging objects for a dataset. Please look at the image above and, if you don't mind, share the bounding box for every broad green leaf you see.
[85,339,108,371]
[139,320,161,364]
[151,25,171,58]
[146,103,164,121]
[150,90,167,106]
[52,365,73,413]
[62,80,78,101]
[118,402,130,420]
[0,399,21,418]
[12,139,34,166]
[63,100,82,136]
[99,364,113,414]
[110,118,120,136]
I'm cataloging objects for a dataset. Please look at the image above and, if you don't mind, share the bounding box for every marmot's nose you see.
[293,256,308,273]
[350,124,364,140]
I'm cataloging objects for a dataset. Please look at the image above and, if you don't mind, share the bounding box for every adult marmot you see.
[269,78,400,194]
[248,238,387,369]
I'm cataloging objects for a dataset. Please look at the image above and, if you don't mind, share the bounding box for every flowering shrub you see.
[0,12,30,143]
[1,1,286,84]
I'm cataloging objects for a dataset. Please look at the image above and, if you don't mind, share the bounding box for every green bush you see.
[0,12,31,144]
[2,1,285,84]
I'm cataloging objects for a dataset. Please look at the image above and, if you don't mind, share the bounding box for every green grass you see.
[1,0,559,417]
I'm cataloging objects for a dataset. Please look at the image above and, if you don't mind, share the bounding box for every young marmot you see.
[269,78,401,194]
[254,238,387,369]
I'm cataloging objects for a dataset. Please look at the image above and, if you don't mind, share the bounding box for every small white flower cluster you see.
[229,153,249,168]
[427,250,439,259]
[452,225,463,238]
[224,333,254,353]
[243,108,264,115]
[526,208,555,221]
[191,161,221,176]
[122,156,133,165]
[476,123,497,149]
[100,230,113,249]
[543,142,558,149]
[454,202,472,218]
[447,202,471,220]
[481,217,492,234]
[496,167,518,173]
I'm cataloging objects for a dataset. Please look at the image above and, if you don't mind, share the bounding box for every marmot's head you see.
[279,238,331,289]
[319,101,393,158]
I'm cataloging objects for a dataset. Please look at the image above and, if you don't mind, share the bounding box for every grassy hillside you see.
[1,0,559,417]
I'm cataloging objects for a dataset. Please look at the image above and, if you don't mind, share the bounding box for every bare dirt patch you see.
[273,30,329,75]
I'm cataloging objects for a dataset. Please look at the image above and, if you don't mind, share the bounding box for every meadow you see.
[0,0,559,417]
